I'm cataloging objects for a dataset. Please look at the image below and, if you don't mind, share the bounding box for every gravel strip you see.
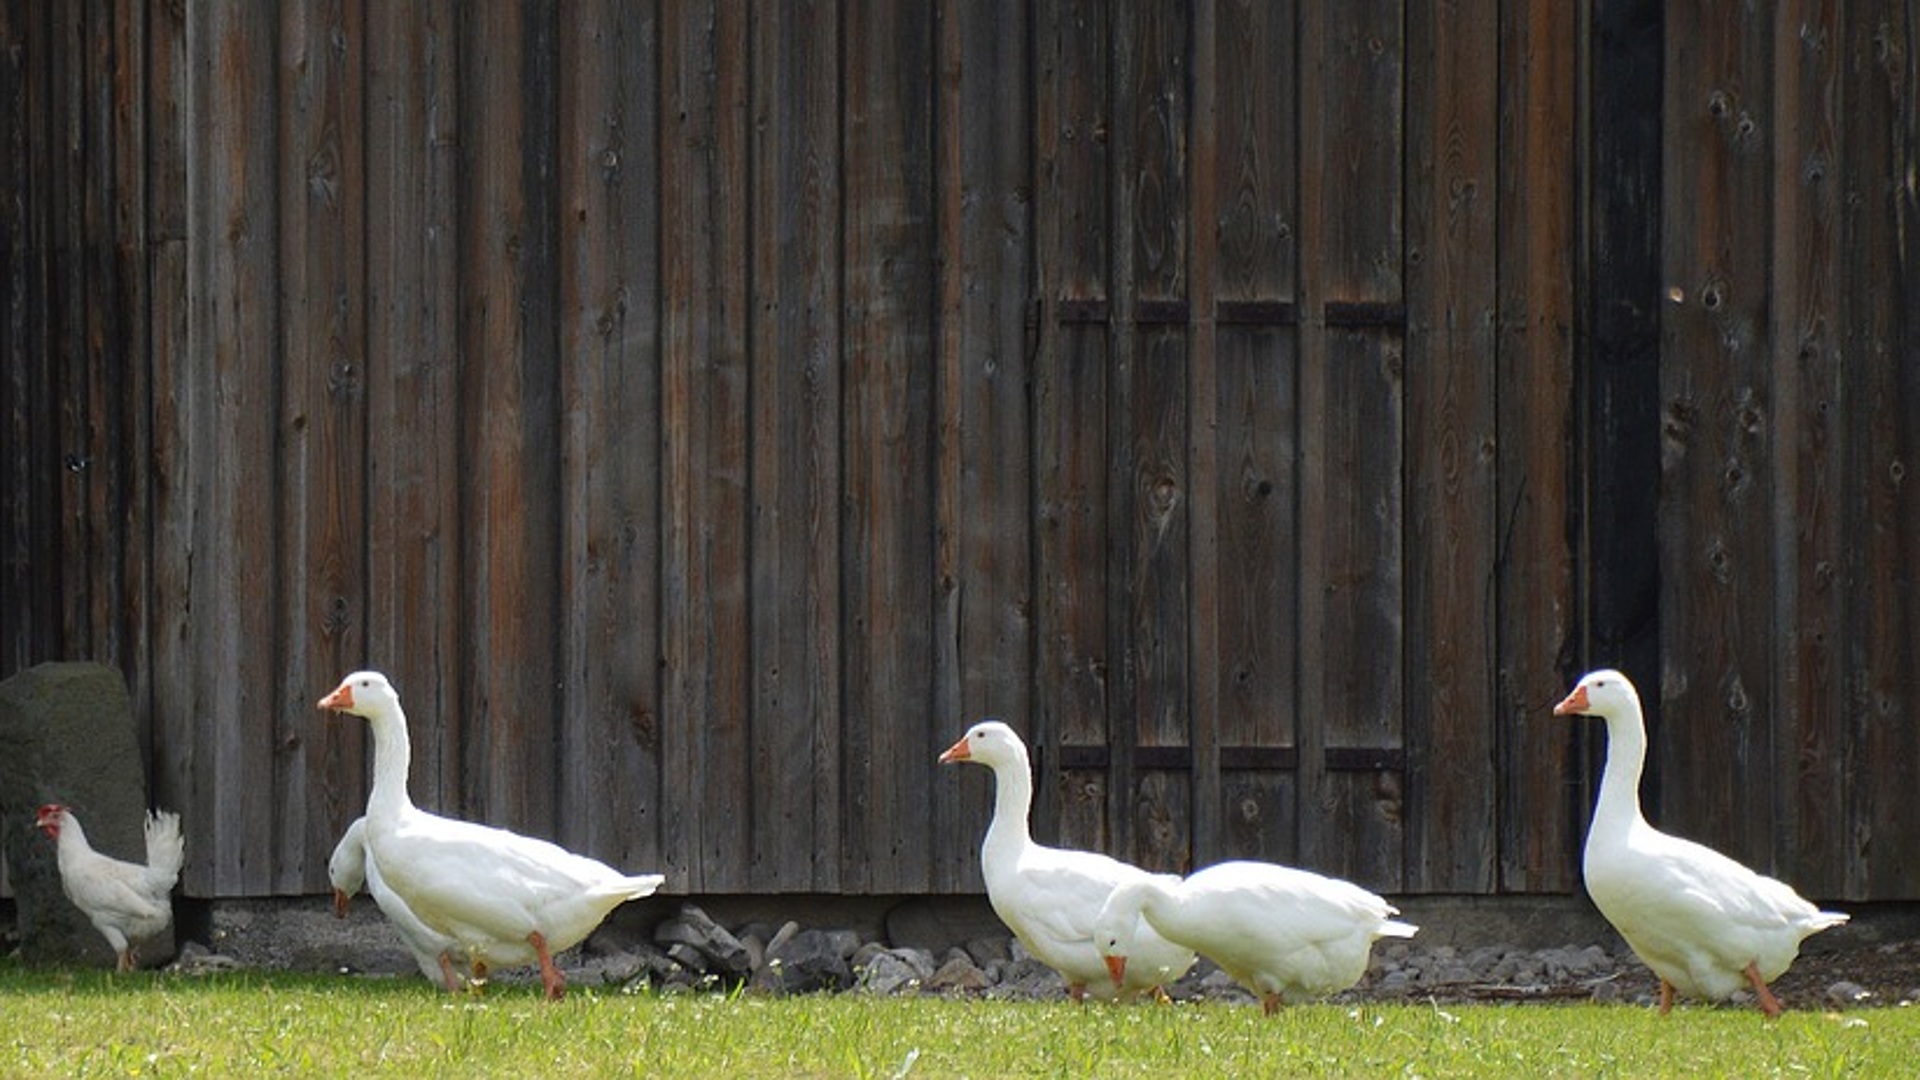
[168,899,1917,1011]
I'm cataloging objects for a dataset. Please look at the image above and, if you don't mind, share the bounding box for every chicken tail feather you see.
[144,810,185,886]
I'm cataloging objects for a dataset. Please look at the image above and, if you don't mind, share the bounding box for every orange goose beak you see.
[1552,685,1590,717]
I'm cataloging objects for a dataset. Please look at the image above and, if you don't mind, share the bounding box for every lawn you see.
[0,965,1910,1079]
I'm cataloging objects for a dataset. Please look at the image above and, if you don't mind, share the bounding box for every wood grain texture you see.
[454,1,562,840]
[1768,0,1846,897]
[748,0,842,893]
[362,0,460,833]
[191,0,281,893]
[0,1,31,684]
[1308,0,1406,890]
[1403,0,1499,893]
[841,0,937,893]
[1838,0,1920,900]
[275,0,366,892]
[1204,1,1300,869]
[556,0,664,874]
[143,0,194,864]
[1493,0,1578,895]
[1032,0,1114,853]
[932,0,1036,891]
[1659,0,1776,869]
[9,0,1919,903]
[659,0,752,892]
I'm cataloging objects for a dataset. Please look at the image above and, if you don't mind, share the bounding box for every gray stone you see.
[858,948,935,995]
[1826,980,1871,1006]
[851,940,889,970]
[1377,969,1413,994]
[665,942,708,974]
[993,954,1067,999]
[963,936,1011,968]
[654,903,752,978]
[1576,944,1612,974]
[0,662,175,969]
[168,941,242,975]
[926,954,991,994]
[759,927,858,994]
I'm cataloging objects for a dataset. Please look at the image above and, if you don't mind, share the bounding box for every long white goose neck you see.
[983,746,1036,856]
[1105,879,1155,927]
[1593,693,1650,834]
[363,699,418,820]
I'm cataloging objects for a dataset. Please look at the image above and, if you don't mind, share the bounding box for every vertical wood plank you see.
[1183,0,1221,874]
[0,0,29,680]
[555,0,664,872]
[192,0,281,893]
[1036,325,1112,855]
[1032,0,1113,855]
[52,0,89,661]
[1107,0,1191,872]
[1494,0,1578,894]
[659,0,751,891]
[455,1,561,836]
[1309,0,1406,890]
[144,0,194,834]
[1840,0,1920,900]
[362,0,460,822]
[1209,0,1300,868]
[1580,0,1664,891]
[748,0,842,893]
[1290,0,1329,877]
[1403,0,1499,893]
[1767,0,1846,897]
[1319,330,1406,890]
[931,0,1034,891]
[107,0,153,775]
[1125,331,1191,873]
[68,0,144,716]
[1659,0,1775,866]
[842,0,937,892]
[275,0,365,893]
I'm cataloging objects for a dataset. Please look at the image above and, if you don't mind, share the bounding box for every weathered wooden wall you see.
[2,1,1916,901]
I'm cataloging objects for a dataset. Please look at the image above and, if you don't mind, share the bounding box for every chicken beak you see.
[332,888,351,919]
[937,735,971,764]
[1105,955,1127,987]
[318,683,355,711]
[1552,685,1590,717]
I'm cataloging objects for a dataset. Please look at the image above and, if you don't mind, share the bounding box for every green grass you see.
[0,964,1912,1078]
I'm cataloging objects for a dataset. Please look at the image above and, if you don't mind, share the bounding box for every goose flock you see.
[33,665,1850,1016]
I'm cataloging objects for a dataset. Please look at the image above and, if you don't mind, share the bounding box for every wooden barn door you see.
[1029,0,1579,896]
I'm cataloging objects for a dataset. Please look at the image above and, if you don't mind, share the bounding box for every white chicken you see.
[34,804,185,972]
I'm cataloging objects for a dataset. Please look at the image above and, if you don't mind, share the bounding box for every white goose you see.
[328,816,468,989]
[319,671,664,999]
[939,720,1196,1000]
[1554,669,1848,1016]
[1095,860,1417,1013]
